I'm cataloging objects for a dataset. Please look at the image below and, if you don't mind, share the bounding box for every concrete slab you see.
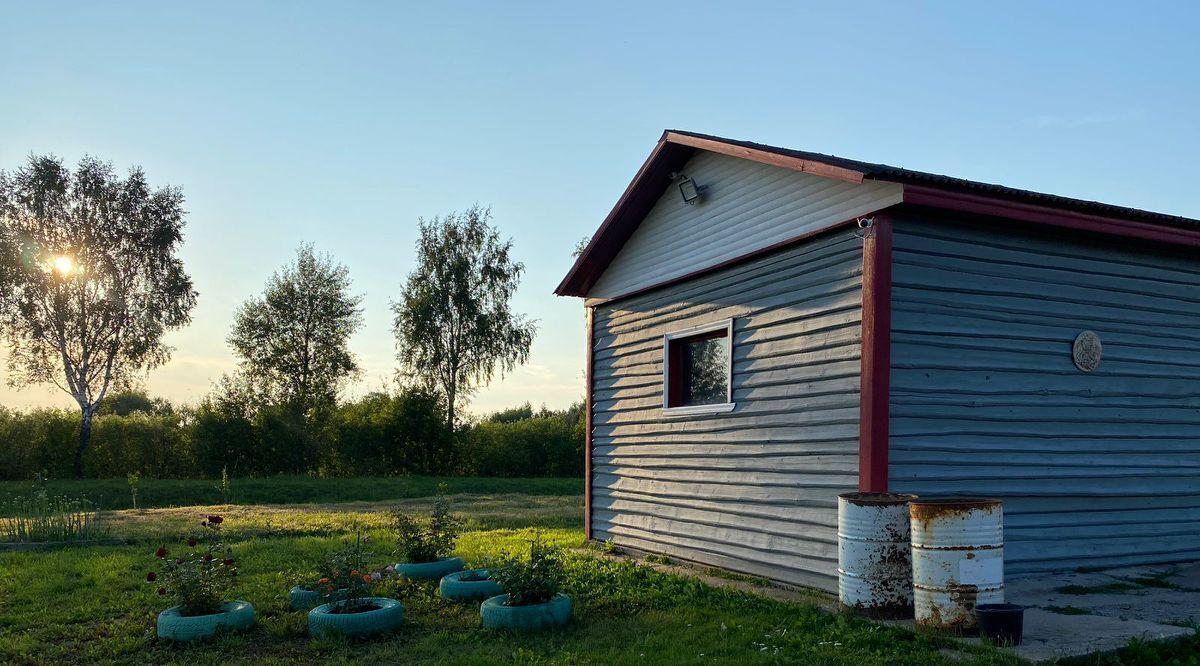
[1000,608,1192,663]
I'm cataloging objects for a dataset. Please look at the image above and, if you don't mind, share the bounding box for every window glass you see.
[680,336,729,406]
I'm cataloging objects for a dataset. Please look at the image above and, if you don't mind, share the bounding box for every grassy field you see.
[0,478,1189,665]
[0,475,583,512]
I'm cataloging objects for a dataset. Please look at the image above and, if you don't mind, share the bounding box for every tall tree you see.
[392,205,536,429]
[0,155,197,478]
[228,244,363,409]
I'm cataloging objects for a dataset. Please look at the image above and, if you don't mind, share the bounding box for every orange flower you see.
[362,574,372,583]
[350,570,359,577]
[318,578,330,584]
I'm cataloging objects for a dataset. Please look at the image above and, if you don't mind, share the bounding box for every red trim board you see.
[584,305,595,540]
[859,213,892,492]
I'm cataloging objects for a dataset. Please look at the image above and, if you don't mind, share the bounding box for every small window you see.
[663,319,735,415]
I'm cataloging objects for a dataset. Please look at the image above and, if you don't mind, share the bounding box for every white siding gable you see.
[588,150,902,300]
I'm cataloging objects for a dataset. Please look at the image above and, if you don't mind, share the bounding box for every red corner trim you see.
[584,305,595,540]
[859,213,892,492]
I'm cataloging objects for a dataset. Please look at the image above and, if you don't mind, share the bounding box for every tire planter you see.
[157,600,256,641]
[480,593,571,631]
[395,556,464,581]
[308,597,405,638]
[288,586,322,611]
[289,586,349,611]
[440,569,503,602]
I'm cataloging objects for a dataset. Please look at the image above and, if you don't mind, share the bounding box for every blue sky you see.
[2,2,1198,414]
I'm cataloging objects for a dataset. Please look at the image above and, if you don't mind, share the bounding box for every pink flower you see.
[157,587,166,595]
[371,572,381,582]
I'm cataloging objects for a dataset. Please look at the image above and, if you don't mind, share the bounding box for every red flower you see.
[223,558,234,566]
[187,537,197,547]
[157,587,166,595]
[155,547,168,558]
[146,572,157,582]
[207,515,223,524]
[203,554,214,562]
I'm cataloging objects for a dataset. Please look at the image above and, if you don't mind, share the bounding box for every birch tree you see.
[391,206,536,429]
[0,155,196,478]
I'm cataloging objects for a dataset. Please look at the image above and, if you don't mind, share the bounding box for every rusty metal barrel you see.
[837,492,919,618]
[910,498,1004,634]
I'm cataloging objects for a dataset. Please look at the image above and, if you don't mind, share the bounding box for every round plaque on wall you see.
[1073,331,1102,373]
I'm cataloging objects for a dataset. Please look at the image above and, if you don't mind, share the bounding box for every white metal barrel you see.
[837,492,918,618]
[910,498,1004,634]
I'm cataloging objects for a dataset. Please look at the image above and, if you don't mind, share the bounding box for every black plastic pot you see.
[975,603,1024,647]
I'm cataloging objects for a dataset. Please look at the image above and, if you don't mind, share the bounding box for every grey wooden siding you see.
[591,228,864,592]
[888,216,1200,573]
[588,150,901,300]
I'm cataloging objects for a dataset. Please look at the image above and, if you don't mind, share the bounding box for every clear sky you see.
[2,2,1198,416]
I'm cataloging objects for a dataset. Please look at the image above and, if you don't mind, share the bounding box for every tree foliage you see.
[228,244,363,410]
[0,155,196,478]
[391,206,536,429]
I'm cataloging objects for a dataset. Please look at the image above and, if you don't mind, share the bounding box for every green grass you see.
[1054,582,1140,595]
[0,479,1191,664]
[1057,627,1200,666]
[0,489,1027,666]
[0,476,583,513]
[1045,605,1092,616]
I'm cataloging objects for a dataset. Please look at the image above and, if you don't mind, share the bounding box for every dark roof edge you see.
[556,130,1200,298]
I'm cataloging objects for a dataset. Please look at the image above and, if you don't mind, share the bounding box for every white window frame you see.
[662,318,735,416]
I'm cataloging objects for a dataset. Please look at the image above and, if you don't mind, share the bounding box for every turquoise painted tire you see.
[156,600,256,641]
[481,594,571,631]
[395,556,464,581]
[288,586,323,611]
[308,597,405,638]
[290,586,349,611]
[440,569,504,602]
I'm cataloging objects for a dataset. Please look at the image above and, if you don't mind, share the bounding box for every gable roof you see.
[556,129,1200,298]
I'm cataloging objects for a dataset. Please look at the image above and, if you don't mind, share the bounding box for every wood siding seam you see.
[888,216,1200,571]
[591,228,865,592]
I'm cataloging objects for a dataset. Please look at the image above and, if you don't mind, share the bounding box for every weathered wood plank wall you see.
[889,215,1200,572]
[591,228,864,591]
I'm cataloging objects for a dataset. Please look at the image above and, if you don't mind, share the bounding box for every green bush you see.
[88,413,196,478]
[329,389,451,475]
[0,394,583,480]
[460,411,584,478]
[0,407,79,480]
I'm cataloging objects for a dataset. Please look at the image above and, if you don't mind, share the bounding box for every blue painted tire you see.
[440,569,504,602]
[308,597,405,638]
[290,586,349,611]
[481,593,571,631]
[156,600,256,641]
[395,556,464,581]
[288,586,323,611]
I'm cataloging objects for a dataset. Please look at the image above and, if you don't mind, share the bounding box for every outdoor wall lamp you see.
[672,172,706,205]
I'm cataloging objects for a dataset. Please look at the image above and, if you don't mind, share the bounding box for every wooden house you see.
[556,130,1200,591]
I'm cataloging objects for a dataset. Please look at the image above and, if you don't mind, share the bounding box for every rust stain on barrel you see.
[910,498,1001,531]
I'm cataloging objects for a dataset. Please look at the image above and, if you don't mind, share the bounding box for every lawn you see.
[0,479,1184,665]
[0,475,584,512]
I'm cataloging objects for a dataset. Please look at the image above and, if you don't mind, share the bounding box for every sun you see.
[52,255,74,275]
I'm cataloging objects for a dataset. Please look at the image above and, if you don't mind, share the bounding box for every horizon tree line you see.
[0,154,537,478]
